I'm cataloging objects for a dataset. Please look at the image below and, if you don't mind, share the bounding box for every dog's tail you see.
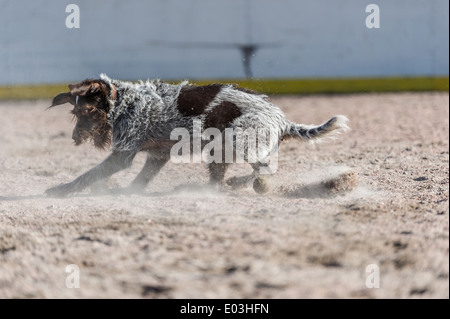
[283,115,350,142]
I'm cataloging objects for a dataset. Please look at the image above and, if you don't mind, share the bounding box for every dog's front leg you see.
[126,156,169,193]
[45,151,136,197]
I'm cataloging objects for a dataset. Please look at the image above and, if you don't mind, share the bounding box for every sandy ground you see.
[0,92,448,299]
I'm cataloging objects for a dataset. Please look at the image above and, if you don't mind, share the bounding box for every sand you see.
[0,92,448,298]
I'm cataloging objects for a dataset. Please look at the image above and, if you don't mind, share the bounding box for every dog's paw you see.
[253,176,271,194]
[45,183,75,198]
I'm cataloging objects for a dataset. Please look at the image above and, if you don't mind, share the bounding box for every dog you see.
[45,74,349,197]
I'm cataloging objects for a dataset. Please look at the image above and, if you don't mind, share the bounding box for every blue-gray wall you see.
[1,0,448,85]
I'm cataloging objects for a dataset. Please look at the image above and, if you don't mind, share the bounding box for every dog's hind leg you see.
[127,155,169,192]
[250,162,272,194]
[208,162,230,187]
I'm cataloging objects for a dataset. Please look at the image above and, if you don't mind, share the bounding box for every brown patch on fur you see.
[204,101,242,131]
[69,79,105,97]
[110,84,117,100]
[177,84,223,116]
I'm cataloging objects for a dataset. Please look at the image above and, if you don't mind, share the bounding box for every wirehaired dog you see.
[45,74,349,197]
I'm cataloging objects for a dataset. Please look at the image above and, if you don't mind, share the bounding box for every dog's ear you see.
[50,92,75,107]
[69,80,102,96]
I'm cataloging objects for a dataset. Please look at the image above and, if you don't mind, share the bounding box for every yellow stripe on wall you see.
[0,77,448,100]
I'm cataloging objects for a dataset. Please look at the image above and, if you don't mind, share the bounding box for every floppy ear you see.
[50,92,75,107]
[69,81,101,96]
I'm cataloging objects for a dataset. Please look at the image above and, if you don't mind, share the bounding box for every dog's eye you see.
[80,109,89,116]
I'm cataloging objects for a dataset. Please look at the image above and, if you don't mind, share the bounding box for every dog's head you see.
[50,79,115,149]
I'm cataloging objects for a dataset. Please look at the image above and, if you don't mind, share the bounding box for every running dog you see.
[45,74,349,197]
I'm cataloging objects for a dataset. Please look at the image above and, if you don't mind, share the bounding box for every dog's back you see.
[101,74,347,161]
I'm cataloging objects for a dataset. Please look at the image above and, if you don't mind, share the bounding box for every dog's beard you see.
[73,130,90,146]
[92,125,112,150]
[72,124,111,150]
[80,111,112,150]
